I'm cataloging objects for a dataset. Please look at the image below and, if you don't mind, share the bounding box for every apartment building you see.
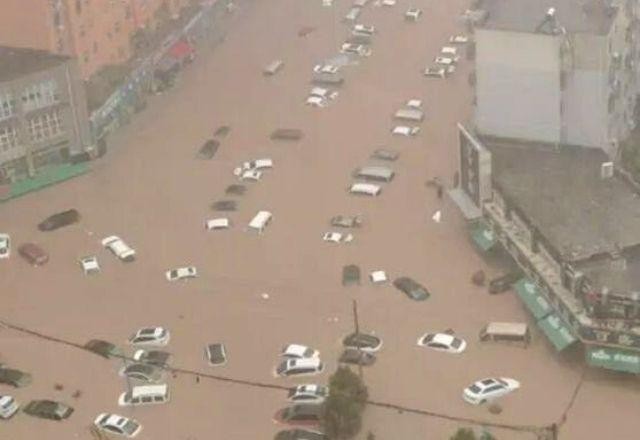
[472,0,640,158]
[0,0,192,80]
[0,46,92,181]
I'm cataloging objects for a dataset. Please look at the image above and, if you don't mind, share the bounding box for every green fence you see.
[0,163,89,202]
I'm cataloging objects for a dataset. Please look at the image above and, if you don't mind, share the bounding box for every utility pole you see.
[352,299,363,379]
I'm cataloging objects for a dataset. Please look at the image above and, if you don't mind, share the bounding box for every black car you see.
[330,215,362,228]
[393,277,430,301]
[84,339,123,359]
[338,349,376,366]
[214,125,231,137]
[37,209,80,231]
[275,429,327,440]
[197,139,220,159]
[271,128,303,141]
[342,264,361,286]
[205,343,227,366]
[488,271,523,294]
[225,184,247,196]
[23,400,74,420]
[342,333,382,352]
[211,200,237,211]
[0,365,32,387]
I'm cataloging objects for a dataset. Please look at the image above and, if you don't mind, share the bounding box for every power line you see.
[0,318,561,436]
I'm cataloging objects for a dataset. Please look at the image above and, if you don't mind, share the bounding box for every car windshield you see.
[1,398,14,409]
[303,348,315,357]
[276,361,288,374]
[469,384,482,393]
[422,334,435,344]
[451,338,462,348]
[122,420,140,435]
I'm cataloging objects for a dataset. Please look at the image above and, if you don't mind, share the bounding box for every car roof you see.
[131,384,167,398]
[430,333,455,345]
[289,358,321,367]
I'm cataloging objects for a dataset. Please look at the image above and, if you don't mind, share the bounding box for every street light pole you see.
[352,299,363,379]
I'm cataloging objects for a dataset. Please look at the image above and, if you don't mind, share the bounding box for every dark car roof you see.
[85,339,121,358]
[25,399,73,417]
[124,363,157,374]
[0,367,32,386]
[275,429,327,440]
[343,333,379,345]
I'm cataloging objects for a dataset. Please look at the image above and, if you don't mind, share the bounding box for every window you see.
[0,125,19,152]
[27,111,63,142]
[0,90,15,120]
[21,80,60,112]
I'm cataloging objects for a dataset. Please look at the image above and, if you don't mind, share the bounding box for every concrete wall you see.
[475,29,562,143]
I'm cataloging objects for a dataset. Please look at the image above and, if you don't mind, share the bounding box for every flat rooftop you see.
[487,140,640,262]
[0,46,69,83]
[478,0,617,35]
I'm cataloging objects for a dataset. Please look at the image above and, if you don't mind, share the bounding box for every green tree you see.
[321,366,368,439]
[450,428,477,440]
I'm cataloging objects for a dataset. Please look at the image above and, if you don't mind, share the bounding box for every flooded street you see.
[2,0,640,439]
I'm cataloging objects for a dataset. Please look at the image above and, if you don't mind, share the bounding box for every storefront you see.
[515,277,552,320]
[470,221,497,252]
[537,314,577,352]
[586,346,640,374]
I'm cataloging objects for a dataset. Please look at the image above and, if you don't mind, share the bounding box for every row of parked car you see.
[424,35,469,79]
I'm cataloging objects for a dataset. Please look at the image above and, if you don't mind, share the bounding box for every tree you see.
[451,428,477,440]
[321,366,368,439]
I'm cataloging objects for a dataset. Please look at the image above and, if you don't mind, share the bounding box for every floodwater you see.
[2,0,640,439]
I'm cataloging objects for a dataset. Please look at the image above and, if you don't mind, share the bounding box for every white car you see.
[369,270,388,283]
[0,233,10,259]
[352,24,375,36]
[94,413,142,438]
[242,158,273,171]
[101,236,136,262]
[165,266,197,281]
[417,333,467,353]
[405,8,422,20]
[381,0,396,5]
[205,218,231,230]
[435,56,457,66]
[236,169,263,181]
[322,232,354,244]
[276,358,324,377]
[340,43,371,57]
[310,87,339,100]
[306,96,328,108]
[424,67,447,78]
[281,344,320,359]
[441,46,461,61]
[287,384,329,403]
[80,256,100,275]
[0,395,19,419]
[463,378,520,405]
[449,34,469,44]
[128,327,170,346]
[392,126,420,136]
[313,64,340,74]
[406,99,422,109]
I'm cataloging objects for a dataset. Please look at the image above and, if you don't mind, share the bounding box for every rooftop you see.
[0,46,69,83]
[487,140,640,262]
[478,0,617,35]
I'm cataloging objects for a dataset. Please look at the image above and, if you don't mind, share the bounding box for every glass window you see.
[27,110,63,142]
[0,90,15,120]
[21,81,60,112]
[0,126,19,152]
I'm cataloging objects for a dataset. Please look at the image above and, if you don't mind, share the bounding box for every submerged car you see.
[225,184,247,196]
[211,200,238,211]
[128,327,170,346]
[322,232,354,244]
[133,349,171,367]
[18,243,49,266]
[417,333,467,353]
[282,344,320,359]
[38,209,80,231]
[80,256,100,275]
[392,126,420,136]
[197,139,220,159]
[287,384,329,403]
[463,378,520,405]
[330,215,363,228]
[0,366,32,388]
[274,404,322,427]
[205,343,228,366]
[94,413,142,438]
[488,271,523,294]
[393,277,430,301]
[165,266,197,281]
[84,339,123,359]
[342,264,361,286]
[371,149,399,161]
[342,332,383,352]
[0,395,19,419]
[101,236,136,262]
[23,400,74,420]
[423,67,447,78]
[119,364,163,383]
[276,358,324,377]
[275,429,327,440]
[339,349,376,366]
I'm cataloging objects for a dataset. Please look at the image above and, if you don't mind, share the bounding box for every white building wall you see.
[475,29,562,143]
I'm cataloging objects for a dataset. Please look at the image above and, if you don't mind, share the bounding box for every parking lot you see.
[3,0,640,439]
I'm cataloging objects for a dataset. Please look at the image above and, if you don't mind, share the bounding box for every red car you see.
[274,404,321,427]
[18,243,49,266]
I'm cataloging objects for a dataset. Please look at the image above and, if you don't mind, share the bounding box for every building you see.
[0,46,92,182]
[472,0,640,158]
[0,0,192,80]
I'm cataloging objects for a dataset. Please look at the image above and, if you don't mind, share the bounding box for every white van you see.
[263,59,284,76]
[248,210,273,233]
[349,183,382,196]
[353,166,395,182]
[479,322,530,346]
[394,108,424,122]
[118,384,170,406]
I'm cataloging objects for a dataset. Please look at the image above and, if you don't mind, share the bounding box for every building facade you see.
[472,0,640,158]
[0,46,92,181]
[0,0,192,80]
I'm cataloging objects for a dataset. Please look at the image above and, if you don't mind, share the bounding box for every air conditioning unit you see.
[601,161,614,179]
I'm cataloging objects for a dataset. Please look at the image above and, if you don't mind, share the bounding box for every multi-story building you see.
[0,0,192,80]
[0,46,92,181]
[472,0,639,158]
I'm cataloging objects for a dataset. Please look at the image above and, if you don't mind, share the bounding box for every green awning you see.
[537,314,577,351]
[587,346,640,374]
[515,278,552,320]
[471,223,496,251]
